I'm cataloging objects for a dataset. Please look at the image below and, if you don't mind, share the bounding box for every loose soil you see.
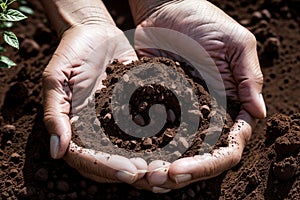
[0,0,299,199]
[72,57,237,163]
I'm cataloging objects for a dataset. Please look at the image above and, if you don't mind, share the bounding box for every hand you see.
[42,1,146,184]
[129,0,266,192]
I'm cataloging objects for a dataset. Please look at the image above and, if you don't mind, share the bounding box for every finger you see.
[78,170,120,183]
[64,141,143,184]
[130,157,148,179]
[43,67,72,159]
[168,109,256,184]
[229,28,266,119]
[132,174,172,193]
[147,160,171,186]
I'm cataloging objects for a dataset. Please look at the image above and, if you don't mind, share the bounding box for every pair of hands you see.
[43,0,266,193]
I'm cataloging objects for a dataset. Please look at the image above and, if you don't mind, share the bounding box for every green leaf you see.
[19,6,34,15]
[0,21,14,28]
[18,0,28,4]
[3,31,19,49]
[7,0,17,6]
[0,55,16,68]
[0,3,7,12]
[0,9,27,21]
[0,45,6,52]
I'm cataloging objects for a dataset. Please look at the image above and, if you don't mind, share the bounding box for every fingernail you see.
[149,167,168,185]
[50,134,60,159]
[152,186,172,193]
[174,174,192,184]
[259,94,267,118]
[137,169,148,174]
[116,170,137,184]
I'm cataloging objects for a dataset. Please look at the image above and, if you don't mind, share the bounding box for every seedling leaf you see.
[7,0,17,6]
[0,55,16,68]
[0,3,7,12]
[19,6,34,15]
[0,9,27,21]
[3,30,19,49]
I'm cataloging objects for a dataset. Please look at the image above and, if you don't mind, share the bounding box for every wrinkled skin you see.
[42,13,147,184]
[127,0,266,192]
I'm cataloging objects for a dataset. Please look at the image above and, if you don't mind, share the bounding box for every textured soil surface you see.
[72,57,236,163]
[0,0,299,199]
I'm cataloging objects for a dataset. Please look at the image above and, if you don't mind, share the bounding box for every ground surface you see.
[0,0,299,199]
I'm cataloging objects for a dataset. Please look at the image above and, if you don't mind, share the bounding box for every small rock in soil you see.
[9,152,21,164]
[266,113,290,143]
[1,191,10,198]
[200,105,210,118]
[1,124,16,142]
[163,132,174,142]
[273,156,298,181]
[133,114,145,126]
[138,101,148,112]
[142,137,152,148]
[251,11,263,23]
[264,37,280,56]
[167,109,176,123]
[186,188,196,198]
[246,173,261,186]
[9,168,18,178]
[34,168,49,182]
[261,9,271,20]
[103,113,112,123]
[274,132,300,156]
[56,180,70,193]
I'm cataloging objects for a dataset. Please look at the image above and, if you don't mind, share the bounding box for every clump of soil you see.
[218,113,300,200]
[71,57,238,162]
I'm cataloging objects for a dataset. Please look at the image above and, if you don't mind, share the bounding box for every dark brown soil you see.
[0,0,299,199]
[72,57,237,163]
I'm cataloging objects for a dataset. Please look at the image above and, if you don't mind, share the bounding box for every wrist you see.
[41,0,115,37]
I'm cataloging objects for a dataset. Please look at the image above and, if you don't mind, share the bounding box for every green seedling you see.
[0,0,27,68]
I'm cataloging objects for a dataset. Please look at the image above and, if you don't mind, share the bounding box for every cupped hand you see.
[42,18,147,183]
[129,0,266,192]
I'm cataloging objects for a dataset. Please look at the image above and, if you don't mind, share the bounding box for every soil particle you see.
[273,156,298,181]
[34,168,49,182]
[265,113,291,144]
[0,124,16,143]
[56,180,70,193]
[274,130,300,156]
[9,152,21,164]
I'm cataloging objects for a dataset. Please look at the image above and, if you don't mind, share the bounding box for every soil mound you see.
[71,57,238,163]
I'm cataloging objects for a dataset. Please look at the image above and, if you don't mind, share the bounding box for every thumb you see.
[43,65,72,159]
[230,30,266,119]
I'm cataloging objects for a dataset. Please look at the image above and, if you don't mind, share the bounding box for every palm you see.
[134,0,264,118]
[47,25,136,113]
[129,0,266,191]
[43,24,145,183]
